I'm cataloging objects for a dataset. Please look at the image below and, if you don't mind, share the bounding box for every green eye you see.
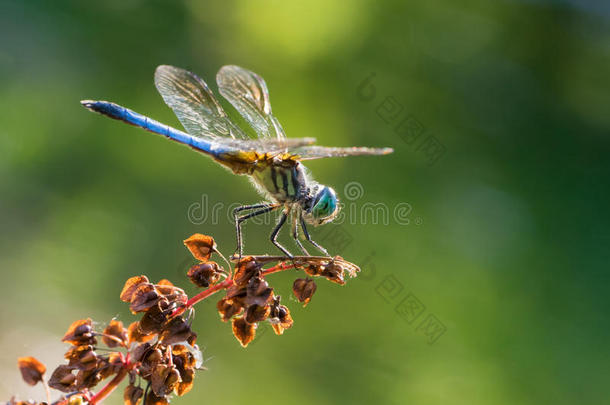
[312,187,338,220]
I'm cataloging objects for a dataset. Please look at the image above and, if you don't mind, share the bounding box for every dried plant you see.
[9,233,359,405]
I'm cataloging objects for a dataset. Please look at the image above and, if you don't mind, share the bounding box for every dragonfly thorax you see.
[250,158,340,226]
[251,158,308,204]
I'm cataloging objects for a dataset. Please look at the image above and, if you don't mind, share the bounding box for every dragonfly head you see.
[303,185,340,226]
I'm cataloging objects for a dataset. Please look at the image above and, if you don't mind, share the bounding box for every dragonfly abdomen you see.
[80,100,230,157]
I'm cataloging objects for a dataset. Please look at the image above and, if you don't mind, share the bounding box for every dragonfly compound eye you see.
[310,186,339,225]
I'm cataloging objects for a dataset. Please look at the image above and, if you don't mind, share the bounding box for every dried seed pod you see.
[75,368,102,390]
[144,393,168,405]
[124,384,144,405]
[129,284,161,313]
[64,345,98,371]
[245,277,273,306]
[127,321,153,344]
[103,319,128,347]
[17,357,46,386]
[292,278,317,306]
[159,317,195,346]
[268,296,293,335]
[138,347,164,379]
[175,368,195,396]
[130,342,152,363]
[48,365,77,392]
[233,257,262,286]
[321,261,346,285]
[217,297,243,322]
[138,300,171,335]
[151,364,181,397]
[231,316,256,347]
[120,276,150,302]
[62,319,96,346]
[187,262,222,288]
[183,234,217,261]
[245,304,271,323]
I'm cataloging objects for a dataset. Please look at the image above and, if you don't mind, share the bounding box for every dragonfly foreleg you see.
[270,209,293,258]
[300,214,331,257]
[234,203,279,257]
[291,213,310,256]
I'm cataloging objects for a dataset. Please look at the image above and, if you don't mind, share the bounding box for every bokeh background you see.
[1,0,609,404]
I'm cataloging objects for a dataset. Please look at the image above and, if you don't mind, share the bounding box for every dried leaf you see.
[183,234,216,261]
[231,316,256,347]
[17,357,46,386]
[120,276,150,302]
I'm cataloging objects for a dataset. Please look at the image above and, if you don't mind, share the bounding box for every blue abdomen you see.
[81,100,218,155]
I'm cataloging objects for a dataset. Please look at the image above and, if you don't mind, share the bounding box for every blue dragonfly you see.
[82,65,393,258]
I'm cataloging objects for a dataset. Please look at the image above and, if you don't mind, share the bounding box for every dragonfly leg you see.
[234,203,279,257]
[300,214,331,257]
[270,209,293,258]
[291,213,310,256]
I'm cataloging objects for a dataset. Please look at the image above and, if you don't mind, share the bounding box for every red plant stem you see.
[88,362,131,405]
[262,261,298,276]
[171,278,233,318]
[171,261,299,318]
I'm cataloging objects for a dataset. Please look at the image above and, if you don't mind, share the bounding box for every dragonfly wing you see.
[154,65,249,140]
[214,137,316,152]
[288,145,394,160]
[216,65,286,140]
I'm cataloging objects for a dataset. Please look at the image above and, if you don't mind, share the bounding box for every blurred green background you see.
[1,0,609,404]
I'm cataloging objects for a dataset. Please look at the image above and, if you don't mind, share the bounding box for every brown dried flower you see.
[10,233,361,405]
[62,318,96,346]
[187,261,222,288]
[183,234,217,261]
[231,316,257,347]
[124,384,144,405]
[102,319,128,347]
[48,365,77,392]
[17,357,46,386]
[292,278,317,306]
[121,275,150,302]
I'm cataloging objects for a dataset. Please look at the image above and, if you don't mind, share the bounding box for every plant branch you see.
[88,363,130,405]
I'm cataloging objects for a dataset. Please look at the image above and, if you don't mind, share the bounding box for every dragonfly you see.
[82,65,393,258]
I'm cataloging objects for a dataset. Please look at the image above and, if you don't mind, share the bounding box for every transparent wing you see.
[215,137,315,152]
[216,65,286,140]
[288,146,394,160]
[154,65,249,140]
